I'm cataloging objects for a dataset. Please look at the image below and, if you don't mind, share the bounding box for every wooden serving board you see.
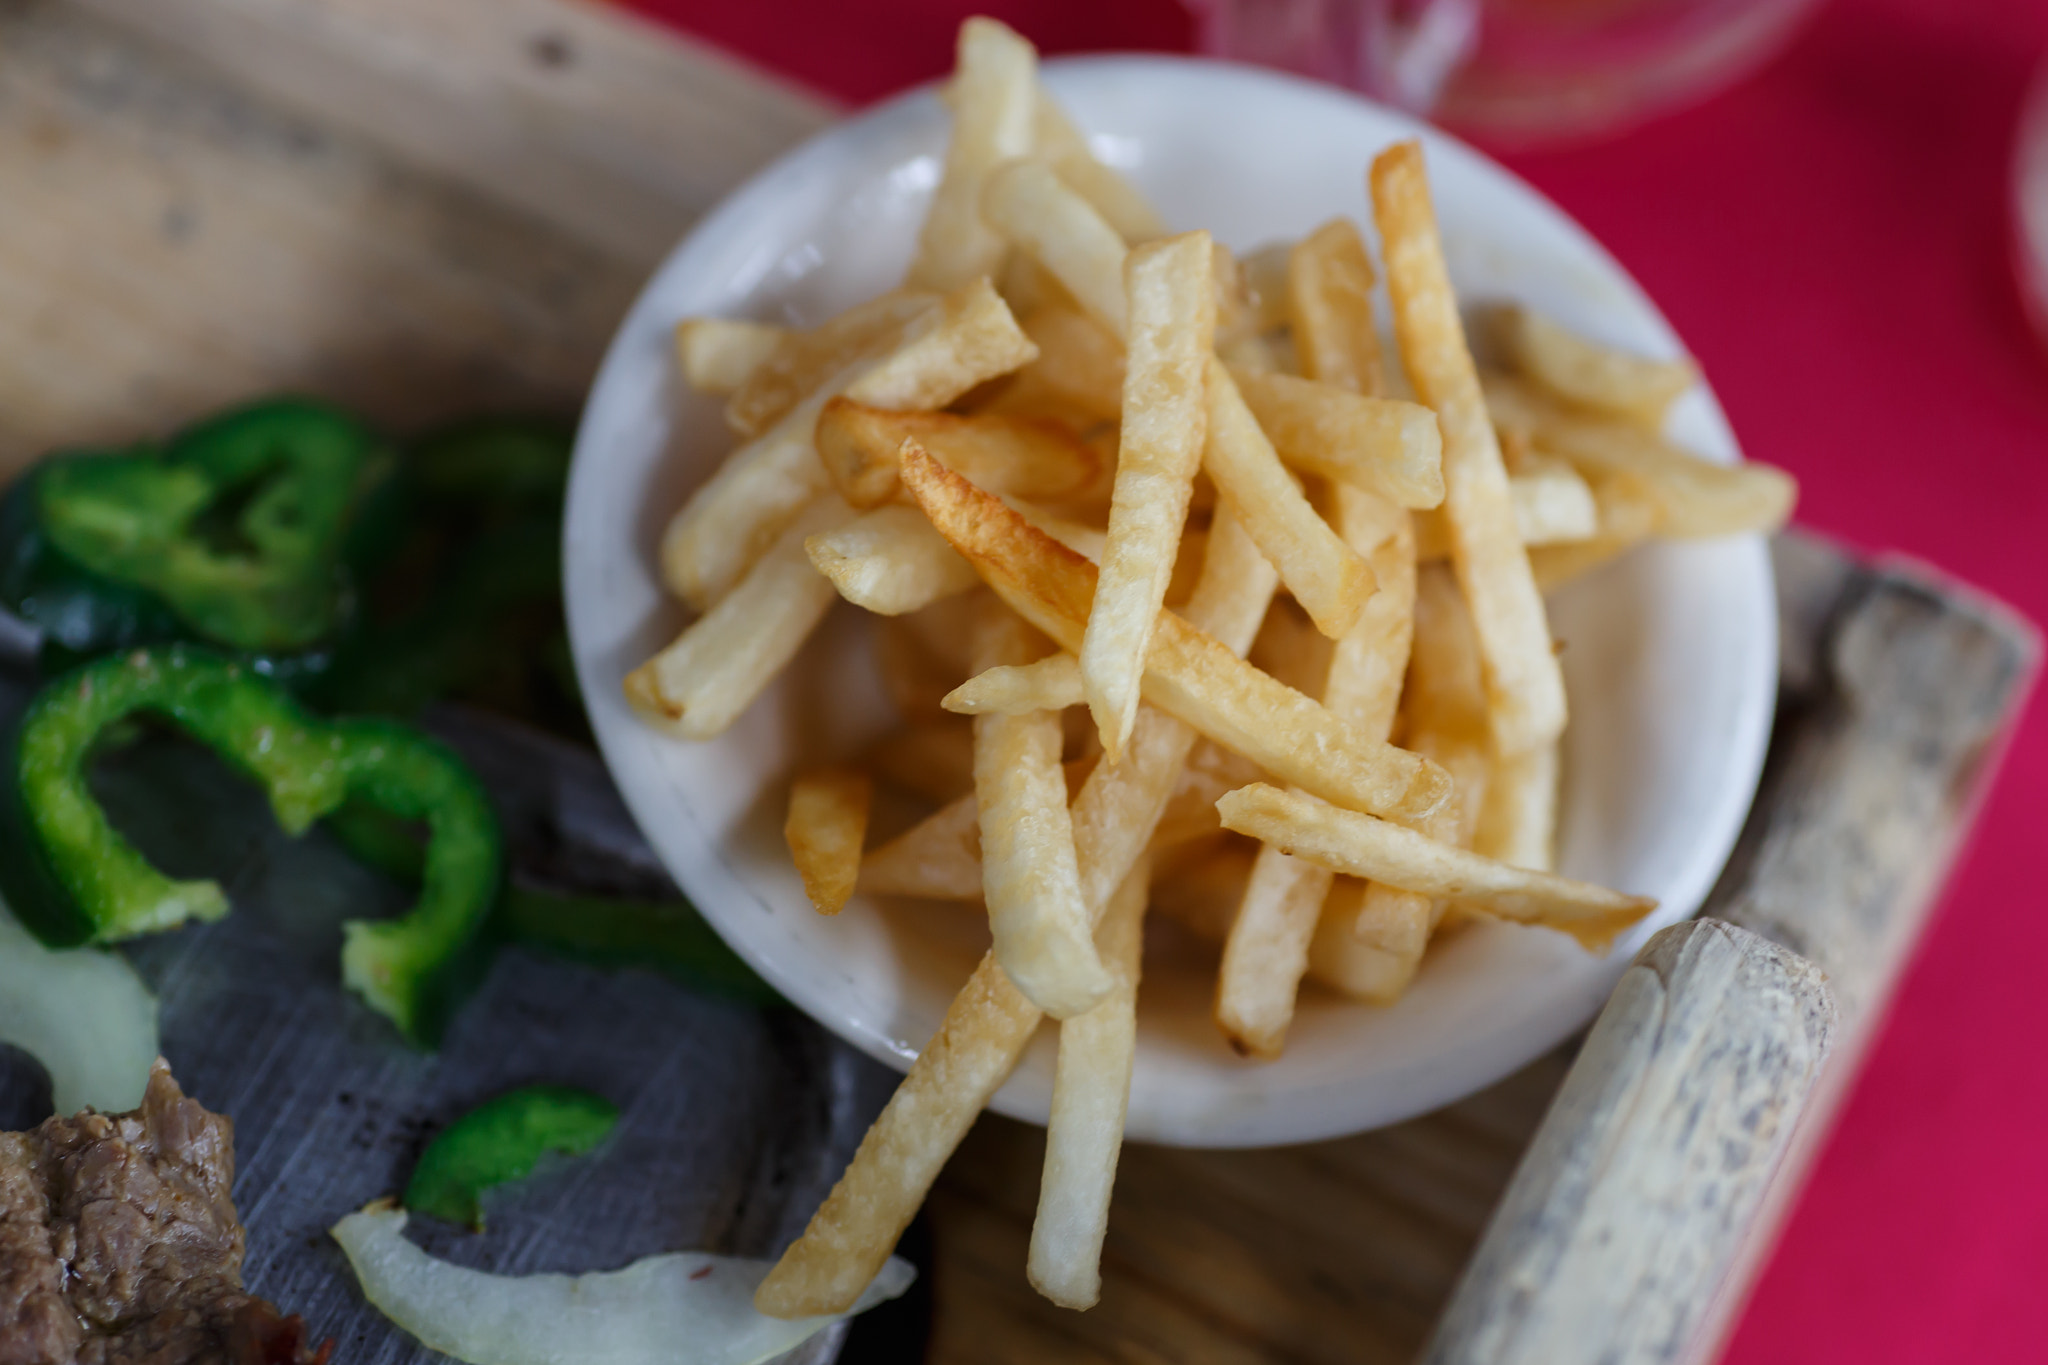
[0,5,2036,1362]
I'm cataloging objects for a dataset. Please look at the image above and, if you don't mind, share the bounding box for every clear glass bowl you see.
[1187,0,1824,145]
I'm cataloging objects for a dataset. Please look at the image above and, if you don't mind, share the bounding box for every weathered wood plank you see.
[1420,921,1835,1365]
[0,0,639,473]
[70,0,836,265]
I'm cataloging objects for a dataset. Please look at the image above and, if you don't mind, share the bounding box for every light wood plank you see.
[71,0,836,265]
[0,0,639,473]
[1421,921,1835,1364]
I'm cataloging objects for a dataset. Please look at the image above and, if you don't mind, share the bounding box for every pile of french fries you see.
[627,16,1796,1318]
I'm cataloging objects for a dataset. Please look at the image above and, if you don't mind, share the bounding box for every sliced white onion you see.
[0,906,158,1115]
[332,1203,914,1365]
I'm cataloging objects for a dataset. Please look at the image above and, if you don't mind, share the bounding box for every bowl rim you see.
[563,52,1779,1147]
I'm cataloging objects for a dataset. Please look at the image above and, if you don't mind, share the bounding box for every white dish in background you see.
[563,57,1776,1148]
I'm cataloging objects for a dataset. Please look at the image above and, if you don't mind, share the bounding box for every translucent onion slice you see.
[332,1203,915,1365]
[0,906,158,1115]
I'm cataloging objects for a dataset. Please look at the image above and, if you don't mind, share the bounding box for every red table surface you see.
[622,0,2048,1358]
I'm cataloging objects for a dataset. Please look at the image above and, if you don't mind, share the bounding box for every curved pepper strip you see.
[0,646,501,1044]
[0,398,394,662]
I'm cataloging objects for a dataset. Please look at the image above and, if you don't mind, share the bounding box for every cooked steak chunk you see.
[0,1062,328,1365]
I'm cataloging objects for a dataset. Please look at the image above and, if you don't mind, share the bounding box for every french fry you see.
[626,498,847,740]
[982,158,1132,338]
[1217,783,1652,951]
[944,651,1082,716]
[1527,468,1666,590]
[815,400,1105,510]
[1202,358,1376,639]
[1028,853,1149,1308]
[1238,242,1294,334]
[807,504,980,615]
[1082,231,1217,759]
[860,789,982,899]
[1214,484,1415,1055]
[1411,463,1601,561]
[1287,219,1386,397]
[1474,740,1559,872]
[675,318,785,394]
[901,444,1449,820]
[663,278,1038,609]
[972,610,1111,1018]
[754,948,1042,1317]
[1488,304,1699,428]
[725,289,939,437]
[756,506,1275,1321]
[865,719,976,803]
[1308,564,1487,1002]
[1214,843,1333,1058]
[1229,368,1445,509]
[1150,838,1257,945]
[906,18,1038,292]
[1070,504,1278,913]
[1374,140,1566,758]
[786,769,872,914]
[1483,372,1796,539]
[1031,96,1169,244]
[990,305,1126,423]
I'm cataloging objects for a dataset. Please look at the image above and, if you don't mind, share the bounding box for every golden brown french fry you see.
[1202,359,1375,638]
[1411,464,1601,561]
[663,279,1038,609]
[675,318,785,394]
[1150,838,1257,945]
[1214,481,1416,1054]
[1488,304,1699,428]
[1031,96,1169,244]
[1070,504,1278,913]
[971,610,1111,1018]
[859,787,983,900]
[1027,853,1148,1308]
[990,305,1126,423]
[725,290,938,437]
[1526,467,1666,590]
[755,507,1276,1321]
[1218,784,1652,951]
[944,651,1082,715]
[1474,740,1559,872]
[1082,231,1217,759]
[1374,140,1566,759]
[902,444,1450,819]
[1238,241,1294,333]
[785,769,872,914]
[1483,372,1797,539]
[907,18,1038,291]
[1287,218,1386,397]
[864,718,976,802]
[806,504,980,615]
[1229,368,1444,509]
[754,946,1040,1317]
[981,158,1131,337]
[815,400,1105,510]
[625,499,846,741]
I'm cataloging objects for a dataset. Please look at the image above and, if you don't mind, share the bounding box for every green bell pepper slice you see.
[404,1085,619,1230]
[0,645,501,1044]
[6,398,394,658]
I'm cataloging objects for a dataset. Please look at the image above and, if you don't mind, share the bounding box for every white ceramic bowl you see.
[564,57,1776,1148]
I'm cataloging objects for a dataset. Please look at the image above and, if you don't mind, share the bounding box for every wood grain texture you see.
[0,0,645,476]
[1420,921,1835,1365]
[71,0,835,265]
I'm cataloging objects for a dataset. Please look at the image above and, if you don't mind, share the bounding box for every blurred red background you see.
[622,0,2048,1358]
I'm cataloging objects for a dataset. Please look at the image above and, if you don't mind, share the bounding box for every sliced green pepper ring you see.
[0,645,501,1044]
[28,399,393,655]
